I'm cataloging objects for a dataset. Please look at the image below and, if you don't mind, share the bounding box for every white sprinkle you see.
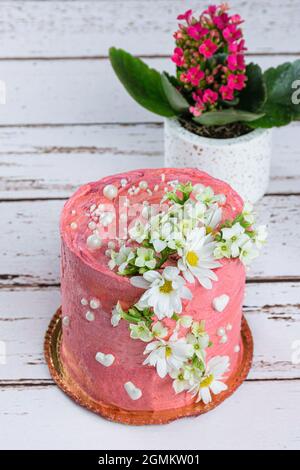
[139,180,148,190]
[234,345,240,353]
[62,316,70,327]
[86,311,95,322]
[154,184,159,192]
[220,334,228,344]
[147,189,152,196]
[71,209,76,216]
[108,241,115,250]
[95,352,115,367]
[103,184,118,200]
[98,203,105,211]
[120,178,128,187]
[101,212,114,227]
[70,222,77,230]
[124,381,142,401]
[105,249,112,257]
[217,327,226,337]
[81,298,88,306]
[90,204,96,212]
[212,294,230,313]
[88,221,97,230]
[161,173,166,182]
[90,298,101,309]
[226,323,233,331]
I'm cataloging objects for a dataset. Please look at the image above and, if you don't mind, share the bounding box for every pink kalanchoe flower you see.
[227,73,247,90]
[229,39,247,53]
[186,67,205,87]
[177,9,193,24]
[227,54,245,71]
[231,14,243,24]
[219,84,234,101]
[171,47,185,67]
[223,24,242,43]
[213,13,229,30]
[199,39,218,58]
[187,24,209,41]
[203,89,218,104]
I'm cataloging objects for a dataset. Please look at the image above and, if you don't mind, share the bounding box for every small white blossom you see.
[221,223,249,257]
[186,333,209,361]
[242,202,255,225]
[108,245,135,272]
[111,301,124,327]
[239,238,259,265]
[152,321,168,339]
[129,321,153,342]
[134,247,156,270]
[170,367,191,394]
[254,225,268,248]
[129,220,149,244]
[213,240,232,259]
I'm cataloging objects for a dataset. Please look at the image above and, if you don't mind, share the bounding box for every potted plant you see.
[109,3,300,203]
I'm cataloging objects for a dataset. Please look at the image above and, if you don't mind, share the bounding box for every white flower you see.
[129,220,149,244]
[108,245,135,272]
[111,301,124,327]
[213,240,232,259]
[134,247,156,270]
[178,227,221,289]
[130,266,192,320]
[254,225,268,248]
[221,223,248,257]
[152,321,168,339]
[239,238,259,265]
[185,200,206,222]
[242,202,255,225]
[143,334,193,378]
[166,231,186,255]
[177,315,193,328]
[170,367,191,394]
[204,204,222,233]
[129,321,153,342]
[189,356,230,404]
[186,332,209,362]
[195,186,223,206]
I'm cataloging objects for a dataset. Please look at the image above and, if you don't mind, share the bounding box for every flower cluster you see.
[172,4,247,117]
[108,181,266,404]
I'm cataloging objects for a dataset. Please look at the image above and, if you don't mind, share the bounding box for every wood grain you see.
[0,282,299,382]
[0,380,299,449]
[0,1,299,58]
[1,55,299,125]
[0,122,299,199]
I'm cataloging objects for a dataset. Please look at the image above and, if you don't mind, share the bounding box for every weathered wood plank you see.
[0,1,299,57]
[0,122,298,199]
[0,56,299,125]
[0,281,299,381]
[0,196,299,286]
[0,380,299,449]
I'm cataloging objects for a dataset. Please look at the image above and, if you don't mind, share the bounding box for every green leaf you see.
[238,63,266,112]
[161,72,190,113]
[109,47,176,117]
[193,109,264,126]
[250,60,300,128]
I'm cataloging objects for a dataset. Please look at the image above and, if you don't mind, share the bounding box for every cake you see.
[59,168,266,420]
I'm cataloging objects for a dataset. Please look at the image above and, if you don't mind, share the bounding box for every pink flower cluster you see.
[171,4,247,117]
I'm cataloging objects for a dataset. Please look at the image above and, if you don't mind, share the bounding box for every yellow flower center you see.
[165,346,172,358]
[200,374,214,388]
[159,280,173,294]
[186,250,199,267]
[206,226,213,234]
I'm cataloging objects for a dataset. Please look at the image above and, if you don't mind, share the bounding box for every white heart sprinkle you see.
[95,352,115,367]
[212,294,230,313]
[124,381,142,401]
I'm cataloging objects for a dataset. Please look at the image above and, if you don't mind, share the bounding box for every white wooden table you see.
[0,1,299,450]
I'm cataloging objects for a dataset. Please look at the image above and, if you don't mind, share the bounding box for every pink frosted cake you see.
[59,168,265,421]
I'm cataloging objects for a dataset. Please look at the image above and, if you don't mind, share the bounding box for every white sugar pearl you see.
[98,203,105,211]
[86,311,95,322]
[220,334,228,344]
[234,345,240,353]
[81,298,88,306]
[217,327,226,337]
[120,178,128,187]
[103,184,118,200]
[108,241,115,250]
[71,209,76,215]
[90,298,101,309]
[62,316,70,327]
[147,189,153,196]
[101,214,113,227]
[88,221,97,230]
[70,222,77,230]
[226,323,233,331]
[87,234,102,250]
[139,180,148,190]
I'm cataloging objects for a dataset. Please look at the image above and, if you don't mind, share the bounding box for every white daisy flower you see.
[129,321,153,342]
[189,356,230,404]
[204,204,222,234]
[239,238,259,265]
[178,227,221,289]
[130,266,192,320]
[134,247,156,270]
[221,223,249,257]
[129,220,149,244]
[143,334,193,378]
[111,301,125,327]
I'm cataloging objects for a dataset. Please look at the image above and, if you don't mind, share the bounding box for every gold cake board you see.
[44,307,253,426]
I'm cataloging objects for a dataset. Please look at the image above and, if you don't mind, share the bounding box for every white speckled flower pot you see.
[164,118,272,203]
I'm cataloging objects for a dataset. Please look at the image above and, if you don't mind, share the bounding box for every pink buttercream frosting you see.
[60,168,245,411]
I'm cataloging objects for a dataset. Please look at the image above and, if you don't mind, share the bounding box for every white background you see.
[0,0,299,450]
